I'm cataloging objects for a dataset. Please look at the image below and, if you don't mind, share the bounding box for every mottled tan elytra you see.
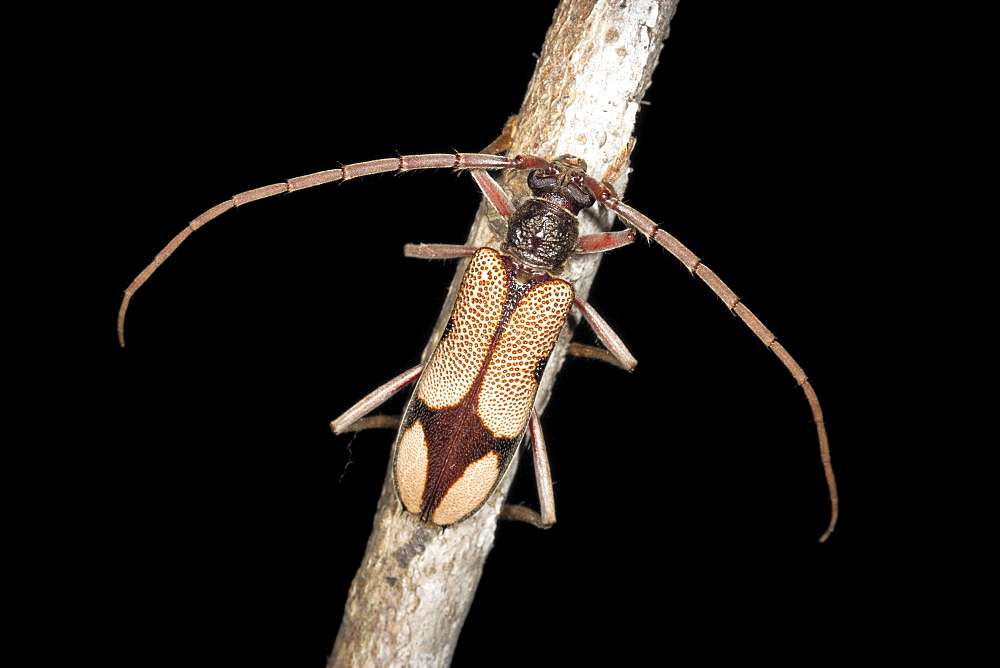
[392,247,575,526]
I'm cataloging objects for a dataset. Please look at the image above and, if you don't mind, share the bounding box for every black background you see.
[62,0,951,665]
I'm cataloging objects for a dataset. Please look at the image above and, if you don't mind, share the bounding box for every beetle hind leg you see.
[500,410,557,529]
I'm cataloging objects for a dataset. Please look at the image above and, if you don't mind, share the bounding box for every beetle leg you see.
[500,410,556,529]
[602,136,637,185]
[573,297,637,371]
[330,365,423,434]
[469,170,516,218]
[406,229,636,266]
[478,115,518,156]
[566,343,633,370]
[576,229,636,254]
[334,415,401,433]
[404,244,479,260]
[528,409,556,527]
[469,117,519,233]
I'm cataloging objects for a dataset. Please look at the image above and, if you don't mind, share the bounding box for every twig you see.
[327,2,676,664]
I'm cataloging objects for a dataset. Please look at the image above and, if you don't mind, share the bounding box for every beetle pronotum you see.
[118,129,839,541]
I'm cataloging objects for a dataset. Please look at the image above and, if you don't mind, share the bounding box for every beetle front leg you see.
[576,229,636,254]
[404,244,479,260]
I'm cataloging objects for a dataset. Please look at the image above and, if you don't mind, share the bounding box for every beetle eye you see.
[567,182,596,208]
[527,171,557,192]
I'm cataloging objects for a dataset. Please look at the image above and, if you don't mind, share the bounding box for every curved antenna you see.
[589,186,839,542]
[117,153,518,346]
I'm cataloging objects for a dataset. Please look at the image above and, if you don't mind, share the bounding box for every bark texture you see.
[328,2,677,665]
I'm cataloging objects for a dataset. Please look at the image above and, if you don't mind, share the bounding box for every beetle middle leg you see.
[330,365,423,434]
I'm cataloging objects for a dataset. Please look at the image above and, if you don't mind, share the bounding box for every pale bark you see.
[328,2,677,665]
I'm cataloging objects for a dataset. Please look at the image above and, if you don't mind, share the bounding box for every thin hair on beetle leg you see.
[338,435,357,484]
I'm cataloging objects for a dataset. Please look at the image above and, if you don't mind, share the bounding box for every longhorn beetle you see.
[118,122,839,541]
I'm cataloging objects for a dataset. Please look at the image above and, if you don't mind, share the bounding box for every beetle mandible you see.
[117,124,839,541]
